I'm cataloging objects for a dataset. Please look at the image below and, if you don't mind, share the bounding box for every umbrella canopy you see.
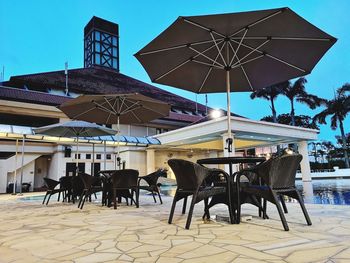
[59,93,171,125]
[33,120,117,137]
[34,121,117,173]
[135,7,336,147]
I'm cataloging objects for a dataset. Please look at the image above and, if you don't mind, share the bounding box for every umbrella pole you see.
[76,137,79,175]
[12,139,18,195]
[19,136,25,195]
[226,70,233,153]
[104,140,107,170]
[117,115,120,158]
[92,143,95,176]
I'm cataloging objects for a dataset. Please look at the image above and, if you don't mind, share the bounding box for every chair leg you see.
[157,189,163,204]
[135,188,139,208]
[271,191,289,231]
[203,198,210,220]
[279,195,288,213]
[151,191,157,203]
[113,189,117,210]
[46,193,52,205]
[57,192,61,202]
[295,191,312,226]
[78,191,85,209]
[80,193,88,209]
[185,194,197,229]
[168,192,178,224]
[182,196,188,214]
[42,192,48,205]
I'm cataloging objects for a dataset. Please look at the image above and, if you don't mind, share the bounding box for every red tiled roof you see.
[0,86,70,106]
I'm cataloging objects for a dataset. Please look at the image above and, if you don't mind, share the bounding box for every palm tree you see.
[250,84,284,123]
[313,83,350,168]
[281,77,325,126]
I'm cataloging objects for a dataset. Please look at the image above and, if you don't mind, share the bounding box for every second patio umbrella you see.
[135,7,336,151]
[59,93,170,156]
[34,120,117,173]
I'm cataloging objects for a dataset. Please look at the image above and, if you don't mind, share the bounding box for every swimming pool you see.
[161,179,350,206]
[18,179,350,205]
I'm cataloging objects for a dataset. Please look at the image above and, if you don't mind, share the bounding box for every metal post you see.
[75,137,79,175]
[92,143,95,176]
[12,139,18,195]
[104,140,107,170]
[226,70,231,140]
[19,136,25,195]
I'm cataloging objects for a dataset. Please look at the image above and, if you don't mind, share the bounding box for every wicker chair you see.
[42,178,66,205]
[168,159,234,229]
[77,173,103,209]
[137,169,167,204]
[59,176,73,203]
[110,169,139,209]
[236,153,312,231]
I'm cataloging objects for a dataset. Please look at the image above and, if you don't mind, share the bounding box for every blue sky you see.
[1,0,349,143]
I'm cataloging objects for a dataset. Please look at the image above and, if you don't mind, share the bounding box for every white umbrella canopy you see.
[34,120,117,173]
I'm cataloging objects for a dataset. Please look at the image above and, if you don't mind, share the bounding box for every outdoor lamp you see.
[210,109,222,119]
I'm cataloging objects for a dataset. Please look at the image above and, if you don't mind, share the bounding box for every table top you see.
[197,156,266,165]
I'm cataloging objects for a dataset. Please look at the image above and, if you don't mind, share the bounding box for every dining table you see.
[197,156,266,223]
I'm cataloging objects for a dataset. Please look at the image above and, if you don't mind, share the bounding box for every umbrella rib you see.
[230,36,334,41]
[230,39,307,73]
[197,42,225,93]
[229,28,248,66]
[189,46,225,68]
[192,59,224,69]
[230,39,270,67]
[228,41,254,91]
[153,39,225,81]
[104,96,117,123]
[70,106,98,120]
[210,32,227,66]
[229,8,285,38]
[230,53,265,69]
[130,109,143,123]
[182,17,225,38]
[138,39,222,56]
[140,104,168,117]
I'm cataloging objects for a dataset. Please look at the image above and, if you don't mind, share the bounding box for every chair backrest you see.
[43,178,59,190]
[168,159,210,190]
[111,169,139,189]
[59,176,72,189]
[78,173,94,189]
[259,153,302,189]
[142,169,167,186]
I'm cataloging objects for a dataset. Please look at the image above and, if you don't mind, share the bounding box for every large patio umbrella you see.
[59,93,170,156]
[135,7,336,151]
[34,120,117,174]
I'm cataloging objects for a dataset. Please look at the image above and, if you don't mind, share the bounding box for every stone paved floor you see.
[0,192,349,263]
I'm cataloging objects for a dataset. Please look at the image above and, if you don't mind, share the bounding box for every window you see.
[96,154,101,160]
[106,154,111,160]
[74,154,81,159]
[86,154,91,160]
[95,31,100,41]
[156,128,162,135]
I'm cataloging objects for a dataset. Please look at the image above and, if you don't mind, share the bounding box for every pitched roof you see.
[7,66,209,113]
[0,86,70,106]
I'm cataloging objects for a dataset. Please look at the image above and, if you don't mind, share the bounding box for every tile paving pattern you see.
[0,193,349,262]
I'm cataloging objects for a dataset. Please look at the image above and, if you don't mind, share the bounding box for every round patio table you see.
[197,156,266,177]
[197,156,266,223]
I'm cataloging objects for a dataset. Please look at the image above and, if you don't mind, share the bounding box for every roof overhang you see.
[154,116,318,149]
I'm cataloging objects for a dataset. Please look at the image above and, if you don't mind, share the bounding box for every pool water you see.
[296,179,350,205]
[18,179,350,206]
[161,179,350,206]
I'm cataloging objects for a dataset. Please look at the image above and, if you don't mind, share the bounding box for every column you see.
[146,149,155,174]
[298,140,312,182]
